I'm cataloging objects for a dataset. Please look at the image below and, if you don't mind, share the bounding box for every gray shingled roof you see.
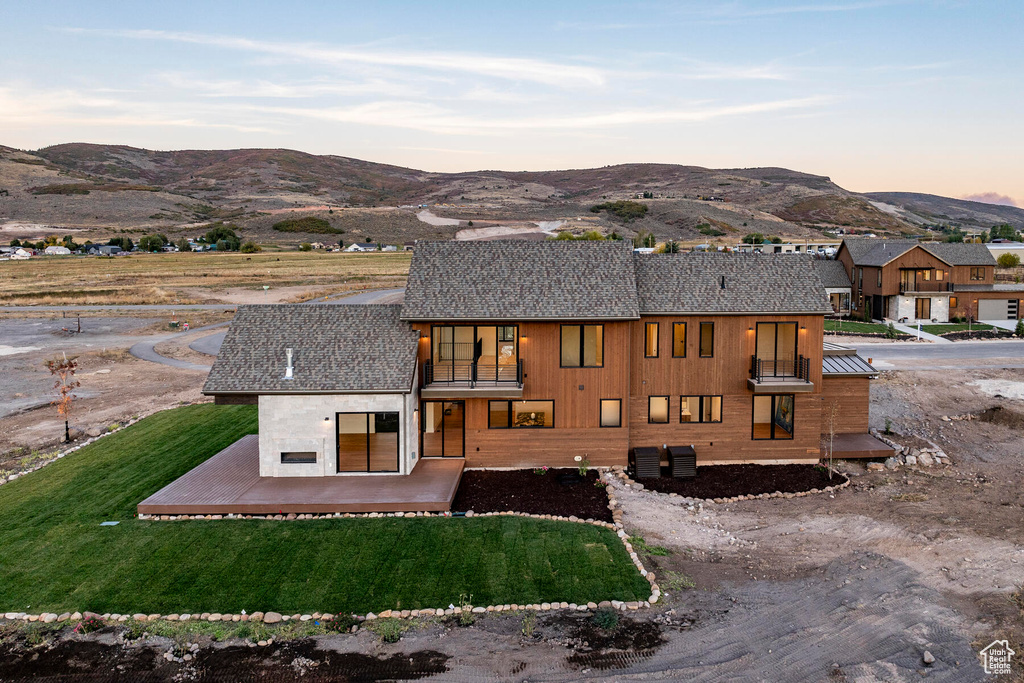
[952,283,1024,292]
[841,238,994,267]
[400,240,640,321]
[812,259,852,288]
[203,304,418,394]
[633,253,833,314]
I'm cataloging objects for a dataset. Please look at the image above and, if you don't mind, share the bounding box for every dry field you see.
[0,251,411,306]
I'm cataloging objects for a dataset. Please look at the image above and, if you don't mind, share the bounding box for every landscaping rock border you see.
[868,430,952,471]
[1,469,660,625]
[0,416,144,487]
[610,464,850,505]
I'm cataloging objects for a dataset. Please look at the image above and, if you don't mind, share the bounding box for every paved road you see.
[128,322,230,371]
[849,339,1024,370]
[152,288,407,364]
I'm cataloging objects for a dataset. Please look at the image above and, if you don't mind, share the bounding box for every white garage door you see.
[978,299,1015,320]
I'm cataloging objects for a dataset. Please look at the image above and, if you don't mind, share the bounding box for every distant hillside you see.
[0,142,1014,246]
[864,192,1024,230]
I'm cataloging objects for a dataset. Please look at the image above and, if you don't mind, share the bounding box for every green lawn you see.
[0,405,648,615]
[825,320,891,334]
[920,323,994,335]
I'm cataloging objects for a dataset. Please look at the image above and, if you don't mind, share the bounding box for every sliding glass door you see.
[420,401,465,458]
[337,412,400,472]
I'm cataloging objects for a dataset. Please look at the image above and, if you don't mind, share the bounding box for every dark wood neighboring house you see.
[836,238,1024,322]
[147,241,889,514]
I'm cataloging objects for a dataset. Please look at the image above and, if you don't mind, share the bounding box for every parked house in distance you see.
[836,238,1024,322]
[141,242,888,515]
[43,245,72,255]
[344,243,379,253]
[87,244,122,256]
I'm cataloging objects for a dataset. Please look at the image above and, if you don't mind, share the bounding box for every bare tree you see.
[822,399,841,480]
[46,353,80,443]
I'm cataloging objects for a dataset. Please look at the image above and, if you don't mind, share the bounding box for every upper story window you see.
[970,267,985,281]
[560,325,603,367]
[699,322,714,358]
[645,322,659,358]
[876,269,882,287]
[672,323,687,357]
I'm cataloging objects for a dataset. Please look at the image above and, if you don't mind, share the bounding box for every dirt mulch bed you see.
[452,468,613,522]
[942,330,1016,342]
[638,464,845,499]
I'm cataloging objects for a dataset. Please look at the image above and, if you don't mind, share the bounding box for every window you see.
[680,396,722,423]
[935,270,944,281]
[672,323,687,357]
[876,269,882,287]
[561,324,603,367]
[648,396,670,423]
[950,296,958,309]
[970,267,985,281]
[644,322,659,357]
[281,451,316,464]
[488,400,554,428]
[752,395,794,440]
[337,412,400,473]
[857,268,863,290]
[699,322,714,357]
[915,298,931,319]
[600,399,622,428]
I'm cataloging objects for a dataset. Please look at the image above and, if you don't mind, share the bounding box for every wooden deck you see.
[138,435,464,515]
[825,432,897,459]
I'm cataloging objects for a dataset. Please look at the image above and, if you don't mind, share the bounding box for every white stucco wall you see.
[258,391,417,477]
[894,295,950,323]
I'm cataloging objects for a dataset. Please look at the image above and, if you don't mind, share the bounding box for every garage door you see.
[978,299,1016,320]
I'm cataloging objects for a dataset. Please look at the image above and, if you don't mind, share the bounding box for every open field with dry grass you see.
[0,251,411,305]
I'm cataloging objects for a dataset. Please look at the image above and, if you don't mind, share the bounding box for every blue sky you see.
[2,1,1021,203]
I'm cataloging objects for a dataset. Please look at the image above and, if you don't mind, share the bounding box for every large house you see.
[836,238,1024,322]
[140,241,887,515]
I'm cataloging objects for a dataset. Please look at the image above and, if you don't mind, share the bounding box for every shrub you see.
[74,615,105,634]
[240,241,262,253]
[1016,319,1024,337]
[885,322,899,339]
[520,611,536,637]
[997,253,1021,268]
[741,233,765,244]
[365,617,408,643]
[299,243,313,252]
[697,223,726,237]
[324,614,358,633]
[590,200,648,221]
[272,216,341,234]
[592,607,619,631]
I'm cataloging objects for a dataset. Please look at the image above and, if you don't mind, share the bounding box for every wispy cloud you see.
[961,192,1019,208]
[62,28,606,88]
[157,73,414,99]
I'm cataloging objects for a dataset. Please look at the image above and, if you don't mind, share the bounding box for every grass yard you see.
[0,251,411,305]
[0,405,647,615]
[920,323,994,335]
[824,320,891,334]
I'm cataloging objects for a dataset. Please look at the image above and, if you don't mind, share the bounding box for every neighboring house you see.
[344,243,379,252]
[734,241,840,255]
[44,246,72,255]
[12,248,32,260]
[381,245,398,252]
[987,241,1024,261]
[155,241,886,514]
[836,238,1024,322]
[88,245,122,256]
[812,260,853,316]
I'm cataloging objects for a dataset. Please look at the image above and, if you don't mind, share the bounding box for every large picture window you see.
[672,323,687,357]
[648,396,670,423]
[680,396,722,423]
[699,322,714,358]
[970,267,985,281]
[752,395,794,440]
[337,412,400,472]
[488,400,555,428]
[561,325,603,367]
[645,322,659,357]
[600,399,622,428]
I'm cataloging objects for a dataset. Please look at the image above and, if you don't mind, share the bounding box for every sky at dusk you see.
[2,1,1021,204]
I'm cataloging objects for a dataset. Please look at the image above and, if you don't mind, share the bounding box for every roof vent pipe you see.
[720,275,726,290]
[285,347,294,380]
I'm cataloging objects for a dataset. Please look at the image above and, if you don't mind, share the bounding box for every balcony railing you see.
[750,355,811,383]
[424,359,523,388]
[899,281,951,294]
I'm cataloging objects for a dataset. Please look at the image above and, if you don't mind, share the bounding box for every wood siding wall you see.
[627,314,825,464]
[821,376,870,434]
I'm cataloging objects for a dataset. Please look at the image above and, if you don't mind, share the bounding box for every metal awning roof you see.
[823,353,878,377]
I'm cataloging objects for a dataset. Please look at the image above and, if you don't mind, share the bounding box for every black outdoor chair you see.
[667,445,697,478]
[631,447,661,479]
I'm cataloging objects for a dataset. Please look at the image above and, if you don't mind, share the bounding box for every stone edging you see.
[0,417,144,487]
[611,464,850,505]
[1,470,659,627]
